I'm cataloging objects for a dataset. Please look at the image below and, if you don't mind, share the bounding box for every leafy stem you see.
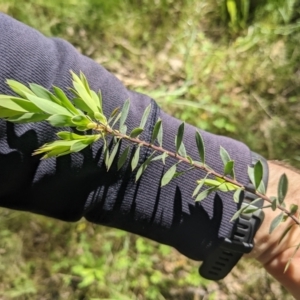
[99,123,300,226]
[0,71,299,254]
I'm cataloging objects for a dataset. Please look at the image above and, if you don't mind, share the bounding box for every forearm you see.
[7,14,300,294]
[0,13,253,261]
[248,161,300,299]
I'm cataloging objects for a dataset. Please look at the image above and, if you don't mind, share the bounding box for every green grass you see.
[0,0,300,299]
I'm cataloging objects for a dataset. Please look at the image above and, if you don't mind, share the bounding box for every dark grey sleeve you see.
[0,13,253,261]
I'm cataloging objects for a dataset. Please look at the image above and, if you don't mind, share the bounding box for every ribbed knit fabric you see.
[0,13,253,261]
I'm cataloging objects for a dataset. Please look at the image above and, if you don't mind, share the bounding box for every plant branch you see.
[1,73,299,240]
[99,124,300,226]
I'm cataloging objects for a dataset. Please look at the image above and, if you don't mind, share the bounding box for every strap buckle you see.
[199,202,264,280]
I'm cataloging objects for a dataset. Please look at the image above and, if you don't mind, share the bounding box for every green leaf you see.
[6,79,35,98]
[40,147,71,159]
[120,124,127,135]
[110,107,120,119]
[231,207,244,222]
[135,152,155,182]
[111,112,122,128]
[195,187,215,202]
[262,205,272,209]
[247,166,255,187]
[103,139,109,168]
[278,224,295,245]
[173,166,193,179]
[94,112,107,125]
[253,160,263,190]
[157,120,163,147]
[233,188,243,203]
[0,96,42,113]
[269,212,284,234]
[7,113,48,123]
[130,127,144,138]
[175,122,185,154]
[33,139,84,159]
[107,141,120,171]
[69,88,80,98]
[73,97,94,116]
[242,207,259,214]
[79,71,92,96]
[76,126,88,131]
[25,93,72,116]
[187,156,193,165]
[77,72,102,113]
[290,204,298,216]
[173,171,186,180]
[30,83,61,105]
[218,182,239,192]
[47,115,74,127]
[57,132,97,141]
[0,107,23,118]
[193,180,205,198]
[53,86,79,115]
[71,115,90,127]
[278,173,288,204]
[131,145,141,171]
[161,164,177,187]
[178,142,187,158]
[257,180,266,195]
[13,97,45,113]
[248,197,263,207]
[220,146,231,166]
[70,140,91,152]
[151,153,168,162]
[231,198,262,221]
[215,177,226,183]
[202,177,238,192]
[72,77,99,113]
[151,119,162,145]
[139,104,151,129]
[224,160,235,178]
[270,196,278,211]
[91,90,102,112]
[195,131,205,164]
[203,178,222,188]
[74,81,98,112]
[284,243,300,273]
[282,215,288,223]
[108,107,120,124]
[85,122,97,129]
[203,178,238,193]
[117,146,130,170]
[120,99,130,130]
[162,152,168,165]
[97,90,103,110]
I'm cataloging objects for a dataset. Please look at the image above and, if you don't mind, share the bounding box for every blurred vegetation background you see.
[0,0,299,299]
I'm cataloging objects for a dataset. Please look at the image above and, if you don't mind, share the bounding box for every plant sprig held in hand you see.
[0,71,299,271]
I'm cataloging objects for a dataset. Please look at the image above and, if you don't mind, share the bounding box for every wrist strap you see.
[199,152,268,280]
[199,202,264,280]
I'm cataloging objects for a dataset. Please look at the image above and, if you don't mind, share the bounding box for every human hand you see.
[246,161,300,299]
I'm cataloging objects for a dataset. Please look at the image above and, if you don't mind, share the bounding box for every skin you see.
[246,161,300,299]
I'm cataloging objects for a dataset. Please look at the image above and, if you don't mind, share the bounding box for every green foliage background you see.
[0,0,299,299]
